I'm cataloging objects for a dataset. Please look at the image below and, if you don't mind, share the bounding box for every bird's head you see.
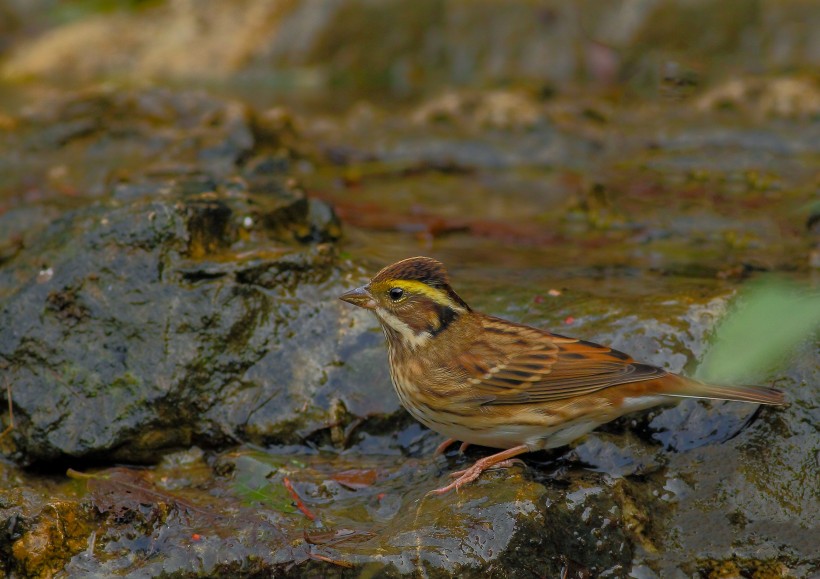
[339,256,471,348]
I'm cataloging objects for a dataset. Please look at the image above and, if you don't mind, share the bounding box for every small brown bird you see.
[339,257,784,494]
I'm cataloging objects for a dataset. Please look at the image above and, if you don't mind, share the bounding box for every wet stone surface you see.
[0,88,394,467]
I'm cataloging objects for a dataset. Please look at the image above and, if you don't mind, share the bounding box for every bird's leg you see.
[428,445,530,495]
[434,438,473,455]
[478,457,525,470]
[434,438,458,455]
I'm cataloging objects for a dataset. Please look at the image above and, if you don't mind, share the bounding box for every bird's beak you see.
[339,285,376,310]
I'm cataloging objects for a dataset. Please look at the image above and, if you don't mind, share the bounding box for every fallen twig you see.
[283,477,317,521]
[307,552,354,568]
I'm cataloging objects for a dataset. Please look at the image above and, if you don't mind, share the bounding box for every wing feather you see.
[458,316,667,404]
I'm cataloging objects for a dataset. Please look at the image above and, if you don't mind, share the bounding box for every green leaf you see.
[231,455,296,513]
[697,278,820,385]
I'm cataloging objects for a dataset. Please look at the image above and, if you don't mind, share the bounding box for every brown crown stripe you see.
[372,256,451,287]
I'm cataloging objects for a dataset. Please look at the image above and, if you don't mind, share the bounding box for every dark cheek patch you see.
[429,304,459,336]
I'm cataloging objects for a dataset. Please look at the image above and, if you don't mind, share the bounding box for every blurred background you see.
[1,0,818,282]
[0,2,818,577]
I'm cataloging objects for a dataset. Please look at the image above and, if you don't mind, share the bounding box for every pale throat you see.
[375,307,432,350]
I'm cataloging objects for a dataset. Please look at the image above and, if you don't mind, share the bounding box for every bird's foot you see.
[446,458,524,480]
[427,445,529,495]
[427,463,485,495]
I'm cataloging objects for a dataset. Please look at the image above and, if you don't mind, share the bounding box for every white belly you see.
[427,415,603,451]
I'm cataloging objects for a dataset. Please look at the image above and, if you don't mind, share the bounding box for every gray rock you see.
[0,88,395,465]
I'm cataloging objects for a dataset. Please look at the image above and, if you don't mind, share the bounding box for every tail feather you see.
[658,375,784,405]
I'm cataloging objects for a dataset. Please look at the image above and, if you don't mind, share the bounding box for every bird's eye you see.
[389,287,404,301]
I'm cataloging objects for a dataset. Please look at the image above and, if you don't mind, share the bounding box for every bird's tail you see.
[657,374,784,405]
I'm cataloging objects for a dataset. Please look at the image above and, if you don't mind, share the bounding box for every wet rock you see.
[349,470,634,577]
[5,498,94,578]
[0,89,393,467]
[647,341,819,578]
[0,444,640,577]
[0,179,393,464]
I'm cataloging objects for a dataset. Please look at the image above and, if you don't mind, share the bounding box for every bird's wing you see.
[457,315,667,405]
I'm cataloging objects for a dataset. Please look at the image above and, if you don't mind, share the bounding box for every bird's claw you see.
[428,457,524,495]
[427,468,482,495]
[427,444,531,495]
[447,457,523,479]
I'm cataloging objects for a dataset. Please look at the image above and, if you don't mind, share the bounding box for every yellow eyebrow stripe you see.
[388,280,460,309]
